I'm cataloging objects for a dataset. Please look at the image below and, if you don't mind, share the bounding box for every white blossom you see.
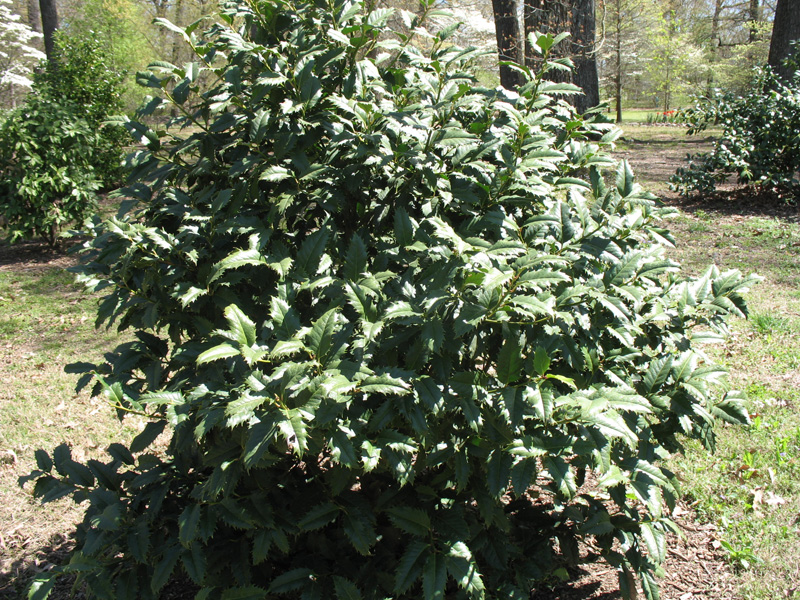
[0,0,46,106]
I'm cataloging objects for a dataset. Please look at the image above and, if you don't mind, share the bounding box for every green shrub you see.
[24,1,757,599]
[34,32,128,188]
[670,64,800,201]
[0,94,100,247]
[0,32,128,247]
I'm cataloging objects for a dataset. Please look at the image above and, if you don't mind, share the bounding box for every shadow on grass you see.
[0,534,620,600]
[0,532,200,600]
[0,239,81,273]
[671,188,800,222]
[0,534,77,600]
[531,566,622,600]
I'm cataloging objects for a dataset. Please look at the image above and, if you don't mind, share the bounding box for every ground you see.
[1,125,799,599]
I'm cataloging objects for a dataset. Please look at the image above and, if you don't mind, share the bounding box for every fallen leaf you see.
[765,491,786,507]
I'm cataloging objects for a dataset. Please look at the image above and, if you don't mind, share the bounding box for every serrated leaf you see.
[533,346,550,376]
[360,374,410,395]
[179,504,202,546]
[394,207,414,246]
[642,356,673,394]
[260,166,291,182]
[395,540,428,593]
[386,506,431,536]
[486,450,512,497]
[154,17,190,43]
[496,336,522,384]
[268,569,313,594]
[307,309,338,364]
[127,519,150,562]
[299,503,341,531]
[543,456,576,499]
[182,544,207,584]
[151,545,181,593]
[445,542,484,598]
[197,343,239,364]
[333,577,362,600]
[130,420,167,453]
[616,159,635,197]
[28,575,56,600]
[422,552,447,600]
[221,586,267,600]
[295,228,330,277]
[225,304,257,347]
[343,511,376,555]
[250,109,270,143]
[243,418,277,469]
[278,409,308,455]
[330,430,358,467]
[344,235,368,280]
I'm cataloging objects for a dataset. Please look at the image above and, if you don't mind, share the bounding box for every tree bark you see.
[748,0,760,43]
[767,0,800,81]
[571,0,599,112]
[614,0,622,123]
[39,0,59,63]
[27,0,41,33]
[523,0,599,112]
[492,0,525,89]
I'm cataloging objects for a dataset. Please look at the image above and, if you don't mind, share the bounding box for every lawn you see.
[0,124,798,599]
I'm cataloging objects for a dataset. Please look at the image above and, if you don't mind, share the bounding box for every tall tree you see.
[598,0,653,121]
[522,0,599,112]
[491,0,525,88]
[767,0,800,80]
[27,0,40,32]
[38,0,58,61]
[0,0,45,106]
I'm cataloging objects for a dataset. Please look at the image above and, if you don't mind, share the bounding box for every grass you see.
[0,252,138,599]
[640,128,800,598]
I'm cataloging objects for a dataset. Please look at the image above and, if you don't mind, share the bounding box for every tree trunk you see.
[27,0,41,33]
[523,0,599,112]
[492,0,525,89]
[39,0,59,63]
[614,8,622,123]
[707,0,723,94]
[571,0,599,112]
[768,0,800,81]
[748,0,760,43]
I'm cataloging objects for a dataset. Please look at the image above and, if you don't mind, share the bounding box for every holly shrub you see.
[0,33,127,247]
[24,1,757,598]
[0,93,101,247]
[670,63,800,202]
[33,32,129,188]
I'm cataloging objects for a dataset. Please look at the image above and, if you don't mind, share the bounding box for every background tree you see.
[0,0,45,107]
[645,10,706,112]
[491,0,525,88]
[62,0,155,112]
[523,0,600,111]
[767,0,800,80]
[597,0,654,121]
[26,0,39,32]
[38,0,57,61]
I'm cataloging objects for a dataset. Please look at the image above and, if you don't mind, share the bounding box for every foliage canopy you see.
[0,32,127,247]
[25,0,756,598]
[671,61,800,202]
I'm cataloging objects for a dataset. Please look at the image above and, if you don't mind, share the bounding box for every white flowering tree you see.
[0,0,45,108]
